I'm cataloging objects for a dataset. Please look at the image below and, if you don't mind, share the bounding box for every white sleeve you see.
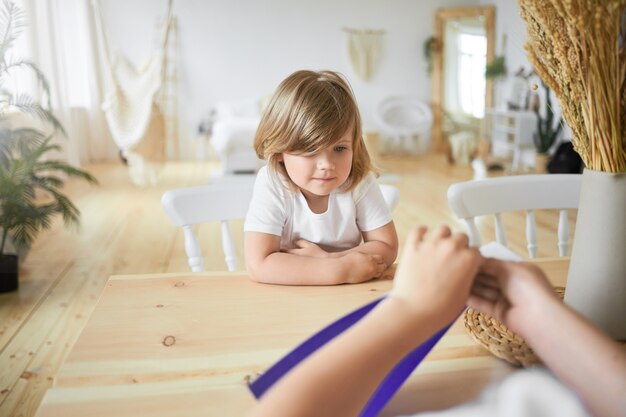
[354,174,393,232]
[244,166,287,237]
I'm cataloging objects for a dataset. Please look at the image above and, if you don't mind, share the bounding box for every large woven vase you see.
[564,169,626,340]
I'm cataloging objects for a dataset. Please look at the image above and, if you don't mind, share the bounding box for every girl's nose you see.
[316,151,334,170]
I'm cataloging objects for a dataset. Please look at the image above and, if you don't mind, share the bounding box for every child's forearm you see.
[248,252,351,285]
[521,298,626,417]
[248,296,439,417]
[328,240,397,266]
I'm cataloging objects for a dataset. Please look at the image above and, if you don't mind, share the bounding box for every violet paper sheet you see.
[248,295,455,417]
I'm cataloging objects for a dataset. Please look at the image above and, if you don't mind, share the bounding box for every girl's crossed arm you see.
[245,231,388,285]
[287,221,398,268]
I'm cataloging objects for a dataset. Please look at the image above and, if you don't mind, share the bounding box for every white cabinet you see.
[486,109,537,171]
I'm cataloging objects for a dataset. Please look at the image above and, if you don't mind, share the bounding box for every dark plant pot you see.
[0,254,18,293]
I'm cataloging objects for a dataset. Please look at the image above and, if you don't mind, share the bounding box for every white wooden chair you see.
[161,181,255,272]
[447,174,582,258]
[379,183,400,212]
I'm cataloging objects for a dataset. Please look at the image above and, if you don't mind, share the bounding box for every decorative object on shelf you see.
[519,0,626,339]
[342,27,385,81]
[506,67,534,110]
[0,0,97,292]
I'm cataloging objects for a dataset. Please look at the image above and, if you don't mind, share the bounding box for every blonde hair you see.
[254,70,376,191]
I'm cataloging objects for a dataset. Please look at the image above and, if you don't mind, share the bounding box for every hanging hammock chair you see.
[92,0,173,186]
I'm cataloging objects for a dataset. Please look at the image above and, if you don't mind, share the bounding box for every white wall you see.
[480,0,534,111]
[98,0,553,160]
[100,0,477,158]
[487,0,530,83]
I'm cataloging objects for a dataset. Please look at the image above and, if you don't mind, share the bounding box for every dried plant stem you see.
[518,0,626,172]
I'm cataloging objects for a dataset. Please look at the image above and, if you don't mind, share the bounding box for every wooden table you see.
[34,259,569,417]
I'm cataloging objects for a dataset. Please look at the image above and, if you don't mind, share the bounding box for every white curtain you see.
[20,0,118,166]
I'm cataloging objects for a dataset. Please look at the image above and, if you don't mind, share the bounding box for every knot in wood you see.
[162,335,176,347]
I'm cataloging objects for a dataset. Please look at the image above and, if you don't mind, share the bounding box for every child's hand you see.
[468,259,559,338]
[341,252,387,284]
[287,240,330,258]
[391,225,482,329]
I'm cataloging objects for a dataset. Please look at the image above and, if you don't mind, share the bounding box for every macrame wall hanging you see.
[342,28,385,81]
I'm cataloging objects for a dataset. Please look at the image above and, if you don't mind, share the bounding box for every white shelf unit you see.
[485,109,537,172]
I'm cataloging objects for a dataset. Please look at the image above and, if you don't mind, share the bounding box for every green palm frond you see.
[0,0,25,63]
[0,127,47,164]
[30,174,64,190]
[3,59,52,107]
[9,204,57,248]
[45,190,80,225]
[9,94,66,135]
[35,159,98,184]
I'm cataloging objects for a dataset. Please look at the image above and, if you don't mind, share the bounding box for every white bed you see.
[210,97,265,175]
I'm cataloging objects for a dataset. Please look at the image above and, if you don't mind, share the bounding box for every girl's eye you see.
[334,146,348,152]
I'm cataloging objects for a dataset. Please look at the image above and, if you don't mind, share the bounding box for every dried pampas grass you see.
[518,0,626,172]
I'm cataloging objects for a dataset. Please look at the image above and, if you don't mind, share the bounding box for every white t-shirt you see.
[408,368,589,417]
[244,166,393,252]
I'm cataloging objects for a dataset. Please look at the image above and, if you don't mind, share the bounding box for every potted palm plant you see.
[0,0,97,292]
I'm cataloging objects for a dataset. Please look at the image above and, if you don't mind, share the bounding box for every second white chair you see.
[161,181,255,272]
[379,183,400,212]
[447,174,582,258]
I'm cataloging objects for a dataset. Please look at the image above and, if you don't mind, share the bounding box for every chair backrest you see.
[379,183,400,212]
[447,174,582,258]
[161,181,255,272]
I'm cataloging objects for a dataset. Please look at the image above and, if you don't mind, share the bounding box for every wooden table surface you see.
[34,259,569,417]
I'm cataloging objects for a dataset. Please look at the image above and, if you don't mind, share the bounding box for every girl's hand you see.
[286,240,330,258]
[341,252,387,283]
[468,259,559,337]
[391,225,482,328]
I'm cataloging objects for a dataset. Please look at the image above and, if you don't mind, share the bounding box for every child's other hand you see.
[342,252,387,284]
[287,239,330,258]
[468,259,558,337]
[391,225,482,329]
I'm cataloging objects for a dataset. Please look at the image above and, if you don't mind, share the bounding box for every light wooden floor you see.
[0,153,575,417]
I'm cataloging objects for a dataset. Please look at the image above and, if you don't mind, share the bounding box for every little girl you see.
[244,70,398,285]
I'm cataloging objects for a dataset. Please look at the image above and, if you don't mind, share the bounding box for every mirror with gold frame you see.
[431,6,495,154]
